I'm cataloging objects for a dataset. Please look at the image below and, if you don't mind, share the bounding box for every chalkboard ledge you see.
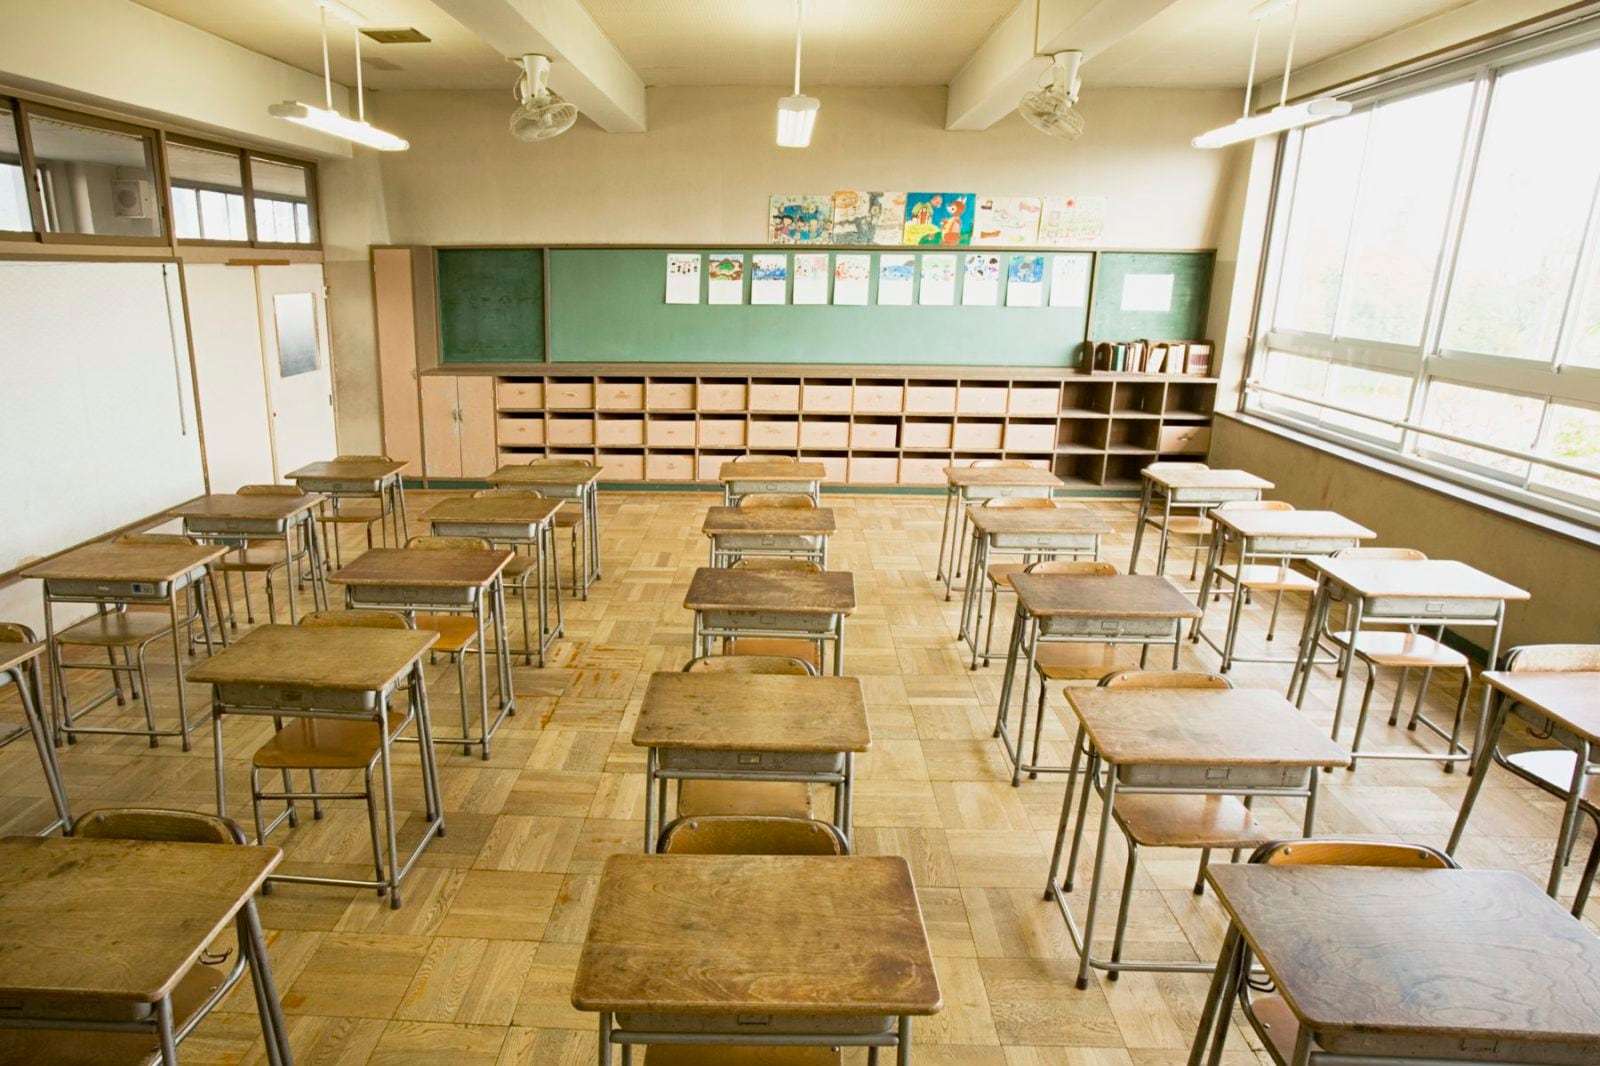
[422,362,1090,379]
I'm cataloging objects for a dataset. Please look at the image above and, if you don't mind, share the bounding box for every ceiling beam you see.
[430,0,647,132]
[945,0,1184,131]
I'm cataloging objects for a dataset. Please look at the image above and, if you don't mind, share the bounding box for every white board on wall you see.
[0,260,204,573]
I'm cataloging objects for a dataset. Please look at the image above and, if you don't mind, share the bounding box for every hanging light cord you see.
[320,7,333,109]
[1241,22,1262,118]
[791,0,804,96]
[353,21,366,120]
[1280,0,1301,109]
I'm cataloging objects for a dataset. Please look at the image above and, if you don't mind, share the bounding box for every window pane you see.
[171,186,200,239]
[1320,364,1409,442]
[1260,350,1329,419]
[1273,113,1369,334]
[196,188,247,240]
[1442,47,1600,361]
[1337,84,1472,345]
[1534,403,1600,499]
[1420,380,1543,478]
[1570,261,1600,368]
[0,105,31,232]
[249,157,315,243]
[253,197,277,242]
[26,112,161,238]
[167,141,248,243]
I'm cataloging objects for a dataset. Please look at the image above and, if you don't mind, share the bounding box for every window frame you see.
[21,101,171,248]
[245,150,322,251]
[164,133,255,247]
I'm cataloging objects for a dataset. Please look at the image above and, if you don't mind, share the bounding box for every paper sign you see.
[1121,272,1174,312]
[1048,254,1090,308]
[665,253,701,304]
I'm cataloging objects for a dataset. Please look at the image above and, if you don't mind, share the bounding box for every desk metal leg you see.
[1010,618,1041,787]
[897,1016,912,1066]
[14,662,71,834]
[474,598,492,760]
[936,485,955,586]
[1326,597,1365,744]
[1549,738,1591,901]
[1075,769,1118,989]
[156,993,178,1064]
[240,898,293,1066]
[598,1013,613,1066]
[1187,925,1243,1066]
[1446,689,1509,856]
[1128,480,1154,575]
[832,616,846,677]
[1154,494,1175,577]
[643,747,657,852]
[168,590,192,751]
[991,602,1026,743]
[378,691,403,907]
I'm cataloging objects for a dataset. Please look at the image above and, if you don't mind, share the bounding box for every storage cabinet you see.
[421,375,496,479]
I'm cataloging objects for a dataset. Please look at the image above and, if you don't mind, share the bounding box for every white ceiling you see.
[134,0,1484,92]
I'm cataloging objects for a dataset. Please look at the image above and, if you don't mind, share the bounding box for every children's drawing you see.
[873,192,906,244]
[962,253,1001,305]
[664,253,701,304]
[1038,195,1107,244]
[751,253,788,305]
[793,253,829,304]
[833,253,870,305]
[903,192,974,247]
[878,254,915,305]
[973,196,1042,245]
[1006,253,1045,307]
[707,253,745,305]
[769,194,832,244]
[920,254,956,305]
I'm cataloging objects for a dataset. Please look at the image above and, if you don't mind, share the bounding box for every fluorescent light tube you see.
[269,101,409,151]
[776,94,819,148]
[1192,97,1351,149]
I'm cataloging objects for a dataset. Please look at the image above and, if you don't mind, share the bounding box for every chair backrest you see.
[1216,500,1294,512]
[526,458,573,467]
[473,487,543,499]
[1334,547,1427,561]
[1504,644,1600,673]
[740,454,798,463]
[1251,838,1458,869]
[405,535,492,551]
[659,816,847,856]
[739,493,816,510]
[73,807,245,845]
[0,621,37,645]
[982,497,1056,510]
[336,454,391,462]
[1100,669,1233,690]
[683,654,815,676]
[731,558,822,573]
[237,484,304,497]
[299,609,409,630]
[1025,559,1118,576]
[1146,461,1208,472]
[115,532,196,546]
[970,459,1032,469]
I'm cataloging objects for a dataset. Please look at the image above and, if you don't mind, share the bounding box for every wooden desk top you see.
[1010,573,1201,620]
[188,624,437,692]
[170,492,324,521]
[0,641,46,675]
[719,460,829,482]
[573,855,940,1016]
[701,507,837,536]
[1144,466,1272,491]
[424,496,567,526]
[486,462,603,487]
[1067,688,1349,767]
[634,673,870,752]
[965,504,1111,536]
[684,567,856,615]
[23,542,229,584]
[943,466,1063,489]
[1210,509,1376,540]
[330,548,512,589]
[0,836,280,1004]
[1310,558,1531,601]
[287,458,405,481]
[1207,866,1600,1050]
[1483,671,1600,745]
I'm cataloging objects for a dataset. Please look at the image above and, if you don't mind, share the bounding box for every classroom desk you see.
[634,672,869,851]
[188,624,443,908]
[485,462,604,598]
[700,505,836,568]
[0,835,290,1065]
[1288,558,1529,767]
[683,567,856,676]
[717,459,828,505]
[171,492,329,622]
[1191,509,1375,671]
[1189,866,1600,1066]
[1449,670,1600,911]
[24,540,230,751]
[937,466,1063,600]
[992,573,1201,787]
[425,495,566,667]
[330,547,516,758]
[1049,687,1347,990]
[0,641,71,836]
[286,457,408,559]
[1128,465,1272,576]
[958,503,1112,669]
[573,854,941,1065]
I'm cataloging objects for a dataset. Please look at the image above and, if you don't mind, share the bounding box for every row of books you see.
[1084,339,1213,376]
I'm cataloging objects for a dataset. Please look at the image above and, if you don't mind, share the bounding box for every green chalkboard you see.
[437,248,544,364]
[1089,251,1214,341]
[545,248,1093,366]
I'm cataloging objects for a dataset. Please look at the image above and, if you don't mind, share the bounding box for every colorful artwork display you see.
[878,254,915,305]
[707,253,745,305]
[664,253,701,304]
[903,192,975,247]
[920,254,956,306]
[833,254,870,305]
[769,194,832,244]
[961,253,1001,305]
[973,196,1042,245]
[1038,195,1107,244]
[751,254,787,304]
[1006,253,1045,307]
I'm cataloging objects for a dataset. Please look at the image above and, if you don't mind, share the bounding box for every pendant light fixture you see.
[270,0,409,151]
[1192,0,1349,150]
[776,0,819,148]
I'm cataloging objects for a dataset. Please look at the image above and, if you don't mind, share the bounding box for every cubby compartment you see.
[1158,425,1212,455]
[1056,419,1106,453]
[854,383,905,413]
[1109,381,1164,418]
[647,452,694,481]
[848,455,899,483]
[953,420,1003,449]
[699,417,747,448]
[748,417,800,448]
[546,414,594,447]
[1103,454,1148,490]
[802,380,853,412]
[596,378,645,410]
[1003,420,1055,452]
[902,418,953,450]
[697,451,740,481]
[499,449,544,467]
[598,450,645,480]
[850,418,898,450]
[497,380,544,410]
[646,378,695,411]
[547,449,594,464]
[956,384,1007,415]
[596,415,645,447]
[750,379,802,412]
[801,453,849,483]
[1008,384,1059,415]
[1165,381,1218,420]
[800,417,850,449]
[905,380,957,414]
[647,416,697,448]
[497,415,544,447]
[545,380,594,409]
[1106,419,1159,454]
[698,380,748,411]
[1061,381,1102,417]
[1054,453,1106,490]
[899,457,949,484]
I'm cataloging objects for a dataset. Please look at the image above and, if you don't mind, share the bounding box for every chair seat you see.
[728,638,821,671]
[552,509,584,529]
[1150,516,1212,536]
[678,779,815,819]
[1033,642,1118,681]
[1232,564,1315,593]
[321,507,383,524]
[1113,795,1274,849]
[644,1047,841,1065]
[413,613,482,653]
[502,555,538,580]
[1504,749,1600,809]
[252,711,407,770]
[213,544,288,572]
[986,562,1027,588]
[1250,993,1314,1066]
[56,611,173,648]
[1328,631,1467,669]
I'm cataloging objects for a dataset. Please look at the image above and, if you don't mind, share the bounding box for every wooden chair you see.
[721,558,825,671]
[471,488,562,666]
[738,492,816,510]
[0,808,254,1065]
[1491,644,1600,918]
[399,536,495,749]
[643,1046,840,1066]
[525,459,588,597]
[969,459,1033,468]
[1232,838,1458,1065]
[0,621,71,835]
[318,454,397,568]
[250,610,414,902]
[658,815,847,856]
[1210,500,1312,642]
[210,484,312,627]
[683,654,815,676]
[975,497,1064,662]
[1143,462,1214,578]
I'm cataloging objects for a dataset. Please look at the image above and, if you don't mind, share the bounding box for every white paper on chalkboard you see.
[920,254,956,305]
[833,254,870,305]
[1048,255,1089,308]
[665,253,701,304]
[751,254,787,305]
[962,253,1001,306]
[878,254,915,305]
[793,253,829,304]
[1121,272,1174,312]
[707,252,745,305]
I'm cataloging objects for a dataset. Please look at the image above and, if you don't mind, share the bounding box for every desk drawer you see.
[726,479,813,496]
[46,578,174,599]
[430,520,536,541]
[966,485,1051,501]
[989,532,1098,552]
[699,609,833,634]
[185,518,288,537]
[1318,1030,1600,1065]
[1169,486,1257,504]
[1039,616,1178,639]
[715,533,824,553]
[215,682,379,713]
[617,1013,891,1037]
[1250,536,1358,555]
[1365,597,1501,621]
[659,749,844,774]
[346,586,479,608]
[1116,764,1311,789]
[297,477,383,495]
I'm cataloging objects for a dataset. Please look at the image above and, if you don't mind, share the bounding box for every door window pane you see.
[26,111,161,238]
[1441,48,1600,361]
[1420,380,1543,478]
[167,141,247,241]
[1337,83,1472,346]
[1273,113,1368,334]
[0,105,31,232]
